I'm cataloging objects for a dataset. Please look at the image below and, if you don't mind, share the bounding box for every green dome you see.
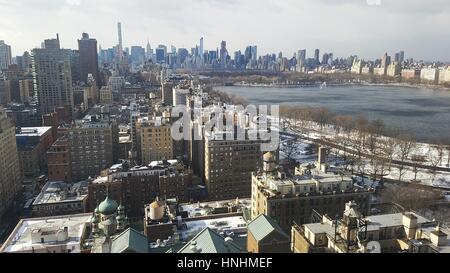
[98,196,119,215]
[91,215,99,224]
[94,207,99,214]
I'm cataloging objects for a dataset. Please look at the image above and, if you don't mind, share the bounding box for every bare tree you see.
[410,154,426,182]
[333,115,354,137]
[294,107,314,135]
[435,143,445,166]
[313,107,332,131]
[380,184,441,211]
[355,116,369,147]
[380,137,397,173]
[396,134,416,182]
[427,146,441,185]
[447,144,450,167]
[283,139,300,163]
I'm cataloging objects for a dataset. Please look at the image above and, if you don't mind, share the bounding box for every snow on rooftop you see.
[1,213,92,253]
[181,215,247,241]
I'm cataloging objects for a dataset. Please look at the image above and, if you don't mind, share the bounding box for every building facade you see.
[137,116,173,165]
[251,151,372,231]
[0,40,12,70]
[32,38,73,118]
[0,107,22,219]
[78,33,99,86]
[204,134,264,200]
[68,116,114,181]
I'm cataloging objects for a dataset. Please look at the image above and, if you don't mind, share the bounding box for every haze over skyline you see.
[1,0,450,61]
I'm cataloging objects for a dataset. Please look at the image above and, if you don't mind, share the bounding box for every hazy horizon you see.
[1,0,450,62]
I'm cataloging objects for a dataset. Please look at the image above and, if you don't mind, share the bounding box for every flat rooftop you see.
[0,213,92,253]
[365,212,431,232]
[15,126,52,137]
[180,215,247,241]
[304,222,335,237]
[33,181,88,205]
[420,226,450,253]
[179,198,251,218]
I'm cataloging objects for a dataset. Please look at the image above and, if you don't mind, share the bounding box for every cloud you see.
[1,0,450,61]
[366,0,381,6]
[66,0,81,6]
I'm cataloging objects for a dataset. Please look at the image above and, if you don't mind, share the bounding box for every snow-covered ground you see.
[283,119,450,169]
[280,123,450,189]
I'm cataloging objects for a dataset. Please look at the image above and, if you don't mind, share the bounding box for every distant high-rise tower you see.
[251,46,257,62]
[32,35,73,118]
[44,34,61,49]
[381,52,390,68]
[117,22,123,49]
[146,40,152,60]
[116,22,124,65]
[78,33,99,86]
[0,40,12,70]
[399,51,405,63]
[297,49,306,63]
[199,37,204,60]
[220,41,228,67]
[314,49,320,65]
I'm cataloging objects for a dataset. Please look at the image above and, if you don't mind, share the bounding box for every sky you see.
[1,0,450,62]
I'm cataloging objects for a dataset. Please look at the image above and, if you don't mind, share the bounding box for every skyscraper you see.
[297,49,306,65]
[251,46,257,62]
[117,22,123,50]
[146,40,152,60]
[314,49,320,65]
[0,107,22,220]
[0,40,12,70]
[381,52,390,68]
[32,35,73,118]
[155,47,166,64]
[116,22,124,65]
[78,33,99,86]
[399,50,405,63]
[220,41,228,67]
[199,37,204,61]
[69,50,81,84]
[130,46,146,66]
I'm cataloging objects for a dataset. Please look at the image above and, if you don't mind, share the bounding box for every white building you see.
[420,68,440,83]
[172,87,190,106]
[0,213,92,253]
[0,40,12,70]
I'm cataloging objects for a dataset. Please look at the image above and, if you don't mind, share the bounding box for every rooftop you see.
[15,126,52,137]
[0,213,92,253]
[248,214,289,242]
[365,212,432,232]
[182,215,247,241]
[179,198,251,218]
[178,227,244,253]
[33,181,88,205]
[110,228,149,253]
[304,222,336,237]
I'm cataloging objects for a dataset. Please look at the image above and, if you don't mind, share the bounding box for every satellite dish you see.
[366,241,381,253]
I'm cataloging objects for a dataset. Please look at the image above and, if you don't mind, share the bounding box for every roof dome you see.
[116,214,125,221]
[98,196,119,215]
[91,215,99,224]
[150,200,164,208]
[263,152,275,162]
[94,207,99,214]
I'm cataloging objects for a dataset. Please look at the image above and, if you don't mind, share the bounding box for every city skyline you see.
[1,0,450,61]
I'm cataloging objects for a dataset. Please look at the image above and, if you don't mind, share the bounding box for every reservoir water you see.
[216,85,450,142]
